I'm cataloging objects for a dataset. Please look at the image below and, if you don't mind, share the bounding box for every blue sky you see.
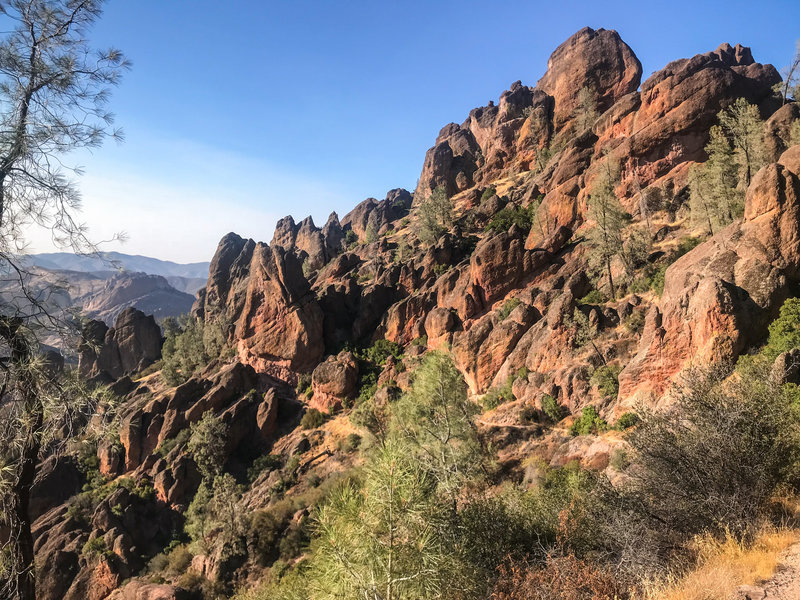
[28,0,800,262]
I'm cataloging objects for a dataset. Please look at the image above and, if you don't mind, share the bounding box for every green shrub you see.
[296,373,312,398]
[541,394,564,423]
[166,544,193,575]
[675,236,702,256]
[81,536,110,560]
[344,230,358,246]
[650,264,667,295]
[338,433,362,453]
[763,297,800,360]
[480,186,496,202]
[624,311,645,334]
[615,412,640,430]
[157,428,190,458]
[301,408,327,430]
[497,297,521,321]
[188,411,228,480]
[161,315,231,386]
[485,204,536,233]
[569,406,608,436]
[577,290,607,305]
[411,335,427,347]
[591,364,621,400]
[248,454,282,482]
[482,376,515,411]
[356,339,402,366]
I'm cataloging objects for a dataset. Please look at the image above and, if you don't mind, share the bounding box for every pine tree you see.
[575,85,599,132]
[391,351,484,508]
[417,186,453,245]
[689,125,743,234]
[309,440,450,600]
[586,161,628,300]
[718,97,766,188]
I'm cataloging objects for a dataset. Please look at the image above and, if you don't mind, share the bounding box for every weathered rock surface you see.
[79,308,162,380]
[310,351,359,411]
[620,148,800,404]
[537,27,642,133]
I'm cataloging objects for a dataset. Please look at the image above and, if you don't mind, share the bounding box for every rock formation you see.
[79,308,162,380]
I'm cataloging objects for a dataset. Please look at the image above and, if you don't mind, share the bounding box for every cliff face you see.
[192,26,785,412]
[44,27,800,600]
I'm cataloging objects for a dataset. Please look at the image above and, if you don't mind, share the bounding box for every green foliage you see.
[762,297,800,360]
[157,428,190,458]
[248,454,283,483]
[615,412,640,430]
[575,85,599,131]
[188,411,229,480]
[296,373,312,398]
[690,97,765,235]
[355,339,402,366]
[161,315,231,386]
[347,339,403,409]
[591,364,621,400]
[301,408,328,430]
[627,362,800,538]
[480,186,496,202]
[497,297,521,321]
[344,229,358,246]
[306,440,450,600]
[586,160,628,300]
[185,473,246,553]
[569,406,608,436]
[623,310,645,334]
[485,204,536,234]
[411,335,428,347]
[81,536,110,561]
[392,351,485,501]
[541,394,565,423]
[717,97,767,187]
[337,433,362,453]
[792,119,800,147]
[482,375,516,411]
[577,290,607,305]
[365,224,378,244]
[417,185,453,245]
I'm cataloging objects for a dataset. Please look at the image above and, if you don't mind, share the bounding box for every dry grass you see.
[647,526,798,600]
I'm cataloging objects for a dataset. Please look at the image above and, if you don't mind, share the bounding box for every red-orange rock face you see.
[620,149,800,405]
[537,27,642,133]
[234,242,324,376]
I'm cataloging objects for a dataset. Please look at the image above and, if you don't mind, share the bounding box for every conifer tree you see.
[717,97,766,188]
[586,161,628,300]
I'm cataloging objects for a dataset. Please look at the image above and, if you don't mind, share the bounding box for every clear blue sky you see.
[32,0,800,262]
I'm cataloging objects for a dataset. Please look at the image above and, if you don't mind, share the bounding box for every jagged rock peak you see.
[537,26,642,131]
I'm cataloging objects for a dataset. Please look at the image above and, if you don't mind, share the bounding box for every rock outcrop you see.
[79,308,162,380]
[537,27,642,132]
[619,147,800,405]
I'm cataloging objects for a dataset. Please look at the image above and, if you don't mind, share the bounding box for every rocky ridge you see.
[31,27,800,600]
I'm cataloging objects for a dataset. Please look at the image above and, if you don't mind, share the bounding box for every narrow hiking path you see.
[737,543,800,600]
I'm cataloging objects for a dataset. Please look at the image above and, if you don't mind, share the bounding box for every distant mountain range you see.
[5,252,211,329]
[27,252,210,280]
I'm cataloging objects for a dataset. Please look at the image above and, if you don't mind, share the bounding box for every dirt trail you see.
[737,543,800,599]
